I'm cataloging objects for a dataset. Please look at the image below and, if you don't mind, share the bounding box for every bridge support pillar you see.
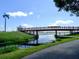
[25,30,30,34]
[25,30,27,33]
[36,31,39,44]
[27,31,29,34]
[29,31,31,34]
[70,30,73,35]
[32,31,35,35]
[55,30,57,38]
[30,31,32,34]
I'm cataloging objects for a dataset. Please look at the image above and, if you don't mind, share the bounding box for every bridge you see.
[17,26,79,34]
[17,26,79,44]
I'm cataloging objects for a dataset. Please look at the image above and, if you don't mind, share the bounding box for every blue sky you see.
[0,0,79,31]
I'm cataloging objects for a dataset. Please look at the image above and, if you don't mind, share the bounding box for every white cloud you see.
[48,20,74,26]
[21,24,33,28]
[7,11,34,17]
[29,12,34,15]
[7,11,27,17]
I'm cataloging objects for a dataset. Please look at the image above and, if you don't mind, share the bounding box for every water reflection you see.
[19,34,55,48]
[19,31,70,48]
[38,34,55,43]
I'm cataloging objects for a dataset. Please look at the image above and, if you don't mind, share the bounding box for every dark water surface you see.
[19,31,70,48]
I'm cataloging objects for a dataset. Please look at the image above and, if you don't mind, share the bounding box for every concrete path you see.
[22,40,79,59]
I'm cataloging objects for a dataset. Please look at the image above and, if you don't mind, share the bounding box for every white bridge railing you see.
[17,26,79,31]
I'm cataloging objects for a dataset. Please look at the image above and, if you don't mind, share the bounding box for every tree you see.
[54,0,79,16]
[3,13,9,32]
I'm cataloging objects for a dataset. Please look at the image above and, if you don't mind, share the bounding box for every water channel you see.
[19,31,70,48]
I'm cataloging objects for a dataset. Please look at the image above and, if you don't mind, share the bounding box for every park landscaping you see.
[0,32,79,59]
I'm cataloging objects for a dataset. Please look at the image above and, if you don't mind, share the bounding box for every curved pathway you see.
[22,40,79,59]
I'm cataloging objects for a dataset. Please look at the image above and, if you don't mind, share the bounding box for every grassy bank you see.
[0,34,79,59]
[0,31,35,56]
[0,45,18,55]
[0,32,34,44]
[70,33,79,36]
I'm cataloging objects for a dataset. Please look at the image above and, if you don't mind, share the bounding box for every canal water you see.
[19,31,70,48]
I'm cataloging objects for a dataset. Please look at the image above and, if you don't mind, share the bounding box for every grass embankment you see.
[0,32,34,44]
[0,34,79,59]
[0,32,34,56]
[0,45,18,54]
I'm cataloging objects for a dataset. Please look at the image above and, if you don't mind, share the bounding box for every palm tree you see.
[3,13,9,32]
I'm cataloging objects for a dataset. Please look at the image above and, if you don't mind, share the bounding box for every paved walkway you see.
[22,40,79,59]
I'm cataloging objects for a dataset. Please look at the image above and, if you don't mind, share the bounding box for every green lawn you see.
[0,34,79,59]
[0,32,34,44]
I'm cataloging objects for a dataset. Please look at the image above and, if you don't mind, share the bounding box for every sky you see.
[0,0,79,31]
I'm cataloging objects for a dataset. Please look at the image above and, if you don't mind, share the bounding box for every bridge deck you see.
[17,26,79,31]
